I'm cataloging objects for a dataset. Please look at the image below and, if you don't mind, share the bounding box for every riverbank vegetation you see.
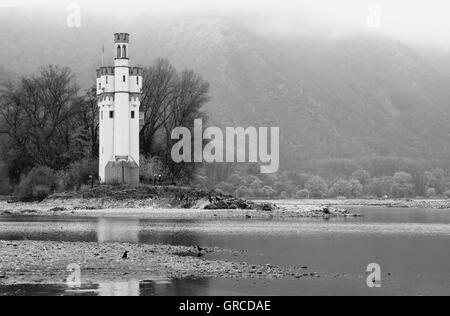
[2,63,450,203]
[193,158,450,200]
[0,60,209,201]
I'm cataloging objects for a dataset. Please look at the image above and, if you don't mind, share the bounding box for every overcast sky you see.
[2,0,450,47]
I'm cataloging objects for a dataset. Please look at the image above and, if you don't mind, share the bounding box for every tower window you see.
[98,83,101,90]
[117,45,121,58]
[131,111,135,119]
[136,76,139,85]
[122,45,127,58]
[106,76,108,84]
[123,75,126,82]
[101,111,103,120]
[109,111,114,119]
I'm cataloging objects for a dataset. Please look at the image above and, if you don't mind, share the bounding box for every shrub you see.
[58,159,98,191]
[426,188,437,198]
[226,174,244,186]
[391,172,414,198]
[214,188,226,196]
[350,179,363,197]
[368,177,394,198]
[140,155,171,183]
[0,162,12,195]
[193,175,209,190]
[444,191,450,199]
[235,186,251,198]
[216,182,235,195]
[15,166,57,202]
[32,185,53,201]
[296,189,310,199]
[250,179,264,191]
[330,180,353,198]
[262,186,276,199]
[245,175,259,185]
[279,191,289,199]
[305,176,328,198]
[351,170,371,186]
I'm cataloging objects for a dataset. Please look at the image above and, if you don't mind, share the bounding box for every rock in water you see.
[49,207,66,212]
[259,203,276,212]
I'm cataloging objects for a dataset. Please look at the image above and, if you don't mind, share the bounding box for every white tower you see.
[97,33,143,186]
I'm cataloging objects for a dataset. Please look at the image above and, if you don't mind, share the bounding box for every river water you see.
[1,206,450,296]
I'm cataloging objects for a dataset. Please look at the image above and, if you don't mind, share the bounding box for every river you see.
[1,206,450,296]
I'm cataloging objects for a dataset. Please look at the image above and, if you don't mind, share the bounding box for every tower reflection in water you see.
[91,218,211,296]
[95,278,211,296]
[97,280,140,296]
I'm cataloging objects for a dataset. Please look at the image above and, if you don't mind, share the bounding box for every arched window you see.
[122,45,127,58]
[117,45,121,58]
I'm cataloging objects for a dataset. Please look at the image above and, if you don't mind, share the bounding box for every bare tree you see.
[139,58,210,183]
[140,58,178,155]
[0,65,81,171]
[74,85,99,159]
[162,70,210,183]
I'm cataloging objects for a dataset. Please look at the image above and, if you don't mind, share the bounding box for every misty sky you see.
[1,0,450,47]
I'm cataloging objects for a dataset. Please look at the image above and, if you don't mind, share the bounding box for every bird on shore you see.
[196,245,206,252]
[122,251,129,259]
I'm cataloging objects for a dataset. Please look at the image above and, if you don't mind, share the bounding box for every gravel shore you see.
[0,241,317,286]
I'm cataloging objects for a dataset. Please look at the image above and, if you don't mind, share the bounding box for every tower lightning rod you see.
[102,43,105,67]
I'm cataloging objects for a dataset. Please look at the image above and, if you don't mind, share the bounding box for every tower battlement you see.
[114,33,130,43]
[96,66,115,78]
[129,67,143,76]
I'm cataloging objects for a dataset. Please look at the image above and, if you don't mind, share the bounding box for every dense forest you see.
[194,158,450,200]
[2,60,450,201]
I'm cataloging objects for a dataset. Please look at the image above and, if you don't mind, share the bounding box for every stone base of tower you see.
[104,160,139,187]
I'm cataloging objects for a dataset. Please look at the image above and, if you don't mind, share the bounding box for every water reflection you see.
[97,218,140,243]
[0,278,213,296]
[97,280,140,296]
[96,218,203,246]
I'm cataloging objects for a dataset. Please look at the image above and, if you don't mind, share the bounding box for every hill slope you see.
[1,8,450,166]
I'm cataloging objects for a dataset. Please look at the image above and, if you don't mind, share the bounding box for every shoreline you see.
[0,186,361,219]
[0,240,317,286]
[268,198,450,210]
[1,196,449,220]
[0,204,359,220]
